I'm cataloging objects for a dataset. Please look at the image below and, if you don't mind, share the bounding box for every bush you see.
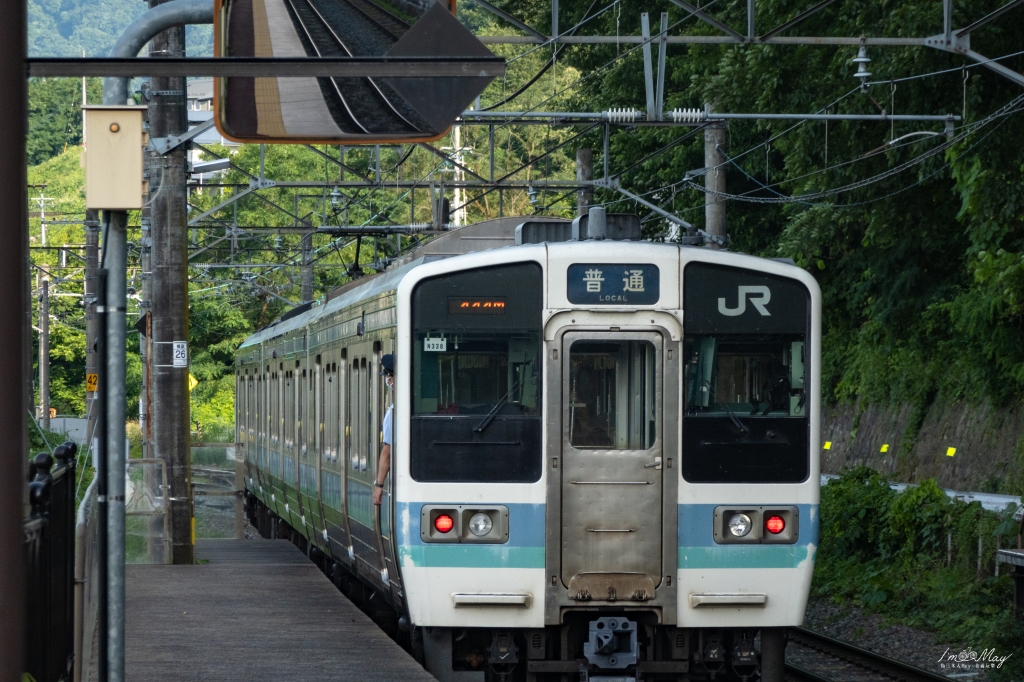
[814,467,1024,680]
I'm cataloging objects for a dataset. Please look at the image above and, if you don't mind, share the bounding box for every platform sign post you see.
[213,0,501,143]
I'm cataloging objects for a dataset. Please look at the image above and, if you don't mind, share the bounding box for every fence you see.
[24,442,78,682]
[73,476,99,682]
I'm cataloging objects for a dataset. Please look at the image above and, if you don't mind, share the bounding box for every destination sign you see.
[566,263,660,305]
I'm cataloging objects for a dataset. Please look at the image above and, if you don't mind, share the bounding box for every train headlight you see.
[468,512,493,537]
[727,513,752,537]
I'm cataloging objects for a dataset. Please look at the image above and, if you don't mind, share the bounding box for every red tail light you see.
[765,515,786,534]
[434,514,454,533]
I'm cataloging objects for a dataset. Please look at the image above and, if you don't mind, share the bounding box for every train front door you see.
[560,331,664,601]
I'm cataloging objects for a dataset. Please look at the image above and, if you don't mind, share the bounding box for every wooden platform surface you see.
[126,539,435,681]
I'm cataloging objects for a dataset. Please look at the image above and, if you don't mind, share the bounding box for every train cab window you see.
[410,263,543,483]
[568,340,656,450]
[681,262,811,484]
[413,336,539,416]
[685,337,805,417]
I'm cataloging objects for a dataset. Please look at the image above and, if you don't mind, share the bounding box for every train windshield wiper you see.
[702,380,749,433]
[474,379,522,434]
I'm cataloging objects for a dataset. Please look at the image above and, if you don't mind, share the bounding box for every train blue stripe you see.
[397,502,545,568]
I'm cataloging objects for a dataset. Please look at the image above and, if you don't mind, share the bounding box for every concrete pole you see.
[39,276,50,430]
[147,0,195,566]
[301,231,313,303]
[0,0,28,672]
[93,1,212,675]
[704,116,727,249]
[85,211,100,450]
[576,148,593,216]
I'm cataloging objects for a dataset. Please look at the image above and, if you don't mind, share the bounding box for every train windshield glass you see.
[568,340,657,450]
[684,337,805,417]
[413,334,539,416]
[410,262,543,483]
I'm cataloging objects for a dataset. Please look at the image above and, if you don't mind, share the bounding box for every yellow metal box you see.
[83,106,148,210]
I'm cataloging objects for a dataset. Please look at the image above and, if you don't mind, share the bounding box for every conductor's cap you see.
[380,354,395,376]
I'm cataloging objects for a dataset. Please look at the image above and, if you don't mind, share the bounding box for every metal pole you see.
[40,276,50,429]
[944,0,952,43]
[85,211,100,451]
[704,115,727,248]
[102,209,127,682]
[576,148,592,216]
[96,269,109,682]
[0,0,27,674]
[147,0,195,566]
[641,14,656,120]
[655,13,668,120]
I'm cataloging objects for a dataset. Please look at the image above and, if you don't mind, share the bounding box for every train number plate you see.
[424,337,447,352]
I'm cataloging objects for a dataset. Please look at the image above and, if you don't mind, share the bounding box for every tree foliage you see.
[25,0,1024,435]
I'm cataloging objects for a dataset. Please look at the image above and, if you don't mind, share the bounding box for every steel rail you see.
[290,0,417,133]
[787,627,953,682]
[338,0,409,41]
[284,0,371,134]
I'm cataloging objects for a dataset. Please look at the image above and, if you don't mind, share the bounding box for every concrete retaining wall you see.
[821,401,1024,494]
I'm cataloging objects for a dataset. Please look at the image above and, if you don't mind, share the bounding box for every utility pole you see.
[301,231,313,303]
[452,126,465,226]
[576,148,592,216]
[147,0,194,565]
[39,276,50,430]
[704,113,727,249]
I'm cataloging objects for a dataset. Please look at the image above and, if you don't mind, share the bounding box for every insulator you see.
[605,108,641,123]
[670,108,704,124]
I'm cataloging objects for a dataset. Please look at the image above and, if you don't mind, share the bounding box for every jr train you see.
[235,214,821,682]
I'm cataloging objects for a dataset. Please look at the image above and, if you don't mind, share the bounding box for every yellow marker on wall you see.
[823,441,832,450]
[946,447,956,457]
[880,444,889,453]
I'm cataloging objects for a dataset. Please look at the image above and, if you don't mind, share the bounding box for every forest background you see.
[26,0,1024,463]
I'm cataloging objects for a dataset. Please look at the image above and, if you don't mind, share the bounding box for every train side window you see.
[360,357,370,473]
[349,360,359,471]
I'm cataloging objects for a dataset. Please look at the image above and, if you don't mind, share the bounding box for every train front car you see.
[396,242,820,682]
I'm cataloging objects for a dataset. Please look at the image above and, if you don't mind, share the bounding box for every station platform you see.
[126,539,436,681]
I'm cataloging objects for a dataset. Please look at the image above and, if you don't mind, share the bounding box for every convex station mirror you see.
[213,0,499,142]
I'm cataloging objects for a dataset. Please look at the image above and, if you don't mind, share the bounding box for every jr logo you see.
[718,286,772,316]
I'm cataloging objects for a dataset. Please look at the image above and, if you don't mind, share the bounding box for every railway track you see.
[283,0,422,135]
[340,0,410,41]
[785,627,956,682]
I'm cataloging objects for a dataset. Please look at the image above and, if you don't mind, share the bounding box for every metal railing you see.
[24,442,78,682]
[73,476,99,682]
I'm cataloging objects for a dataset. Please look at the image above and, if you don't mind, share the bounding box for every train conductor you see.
[373,353,395,506]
